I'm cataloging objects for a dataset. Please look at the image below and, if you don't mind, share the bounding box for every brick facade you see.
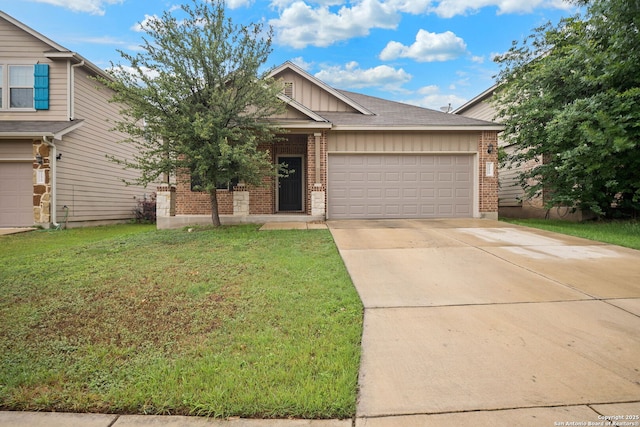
[175,133,328,216]
[478,130,499,215]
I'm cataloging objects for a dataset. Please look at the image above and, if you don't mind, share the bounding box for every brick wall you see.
[478,131,499,214]
[175,172,234,215]
[176,134,315,216]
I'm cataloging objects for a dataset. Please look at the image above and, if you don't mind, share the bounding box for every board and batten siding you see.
[54,67,149,224]
[274,69,359,113]
[327,131,479,153]
[0,16,68,120]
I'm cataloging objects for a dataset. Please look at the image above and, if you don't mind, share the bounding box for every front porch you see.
[156,133,328,230]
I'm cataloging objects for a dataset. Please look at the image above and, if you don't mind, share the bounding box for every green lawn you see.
[501,218,640,250]
[0,224,363,419]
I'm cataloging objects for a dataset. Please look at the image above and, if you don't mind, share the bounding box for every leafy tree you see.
[493,0,640,218]
[102,0,285,226]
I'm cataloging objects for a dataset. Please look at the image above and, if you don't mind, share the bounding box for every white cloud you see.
[428,0,574,18]
[227,0,253,8]
[471,55,485,64]
[384,0,432,14]
[315,61,412,90]
[28,0,123,15]
[131,14,160,32]
[108,65,160,82]
[270,0,400,48]
[380,29,467,62]
[402,85,468,110]
[290,57,314,71]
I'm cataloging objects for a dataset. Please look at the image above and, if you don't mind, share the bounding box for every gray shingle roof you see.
[317,90,499,128]
[0,120,84,138]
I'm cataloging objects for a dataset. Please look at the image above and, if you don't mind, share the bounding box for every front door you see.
[278,156,303,211]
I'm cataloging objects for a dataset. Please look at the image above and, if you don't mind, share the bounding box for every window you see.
[0,64,49,110]
[190,172,238,192]
[9,65,34,109]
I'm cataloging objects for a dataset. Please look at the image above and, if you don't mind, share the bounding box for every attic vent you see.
[283,81,294,98]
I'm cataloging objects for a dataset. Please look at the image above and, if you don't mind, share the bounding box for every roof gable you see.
[0,11,112,81]
[269,62,374,116]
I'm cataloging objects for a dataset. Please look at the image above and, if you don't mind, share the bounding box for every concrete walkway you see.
[0,227,36,235]
[0,412,350,427]
[328,219,640,426]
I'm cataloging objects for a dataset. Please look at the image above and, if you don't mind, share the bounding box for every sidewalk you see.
[0,412,352,427]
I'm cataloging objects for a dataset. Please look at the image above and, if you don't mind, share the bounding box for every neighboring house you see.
[158,62,502,228]
[0,12,149,228]
[454,85,586,220]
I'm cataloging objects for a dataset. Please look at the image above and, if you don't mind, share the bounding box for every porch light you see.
[487,143,494,154]
[35,153,43,165]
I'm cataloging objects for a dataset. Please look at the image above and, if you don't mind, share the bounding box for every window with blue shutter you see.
[34,64,49,110]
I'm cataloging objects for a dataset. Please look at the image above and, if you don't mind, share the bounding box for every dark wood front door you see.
[278,156,303,211]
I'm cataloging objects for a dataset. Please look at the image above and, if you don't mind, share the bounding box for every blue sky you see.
[0,0,580,110]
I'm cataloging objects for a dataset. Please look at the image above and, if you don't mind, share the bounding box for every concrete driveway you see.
[328,219,640,427]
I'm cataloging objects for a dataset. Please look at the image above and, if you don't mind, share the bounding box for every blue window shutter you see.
[34,64,49,110]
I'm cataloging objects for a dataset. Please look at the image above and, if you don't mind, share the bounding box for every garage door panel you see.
[328,154,474,219]
[0,162,33,227]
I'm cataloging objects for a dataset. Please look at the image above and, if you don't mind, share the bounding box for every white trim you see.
[277,93,329,122]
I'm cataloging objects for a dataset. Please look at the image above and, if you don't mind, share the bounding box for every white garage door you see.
[0,162,33,227]
[328,154,474,219]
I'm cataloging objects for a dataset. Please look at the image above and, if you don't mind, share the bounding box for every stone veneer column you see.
[156,185,176,217]
[233,185,249,216]
[311,184,326,216]
[33,140,51,226]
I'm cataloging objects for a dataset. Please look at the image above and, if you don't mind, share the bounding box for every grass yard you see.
[501,218,640,250]
[0,224,363,419]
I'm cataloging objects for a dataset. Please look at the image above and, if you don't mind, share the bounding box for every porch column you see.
[311,132,326,217]
[156,185,176,217]
[314,132,322,184]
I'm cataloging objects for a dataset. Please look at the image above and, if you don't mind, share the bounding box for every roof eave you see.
[0,120,85,140]
[452,84,499,114]
[44,51,115,82]
[330,125,505,131]
[277,121,333,130]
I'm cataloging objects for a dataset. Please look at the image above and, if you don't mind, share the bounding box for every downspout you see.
[70,60,85,120]
[42,136,58,228]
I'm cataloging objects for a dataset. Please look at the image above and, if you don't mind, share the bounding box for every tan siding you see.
[55,68,149,223]
[0,16,68,120]
[458,100,496,122]
[499,145,524,206]
[328,131,479,153]
[270,104,312,120]
[274,70,358,113]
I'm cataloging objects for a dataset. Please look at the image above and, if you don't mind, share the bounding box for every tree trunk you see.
[209,189,222,226]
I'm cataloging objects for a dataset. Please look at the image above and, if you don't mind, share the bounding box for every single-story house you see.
[0,11,148,229]
[158,62,503,228]
[454,85,586,220]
